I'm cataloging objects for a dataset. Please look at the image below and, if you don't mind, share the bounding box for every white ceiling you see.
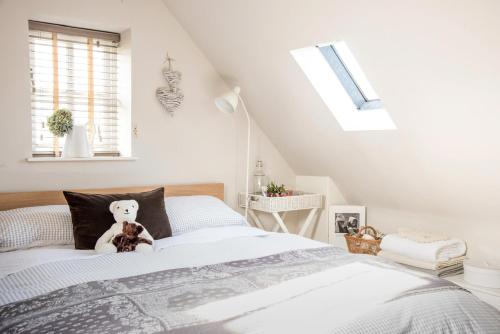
[164,0,500,221]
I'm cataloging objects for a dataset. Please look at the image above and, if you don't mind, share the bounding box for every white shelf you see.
[26,157,138,162]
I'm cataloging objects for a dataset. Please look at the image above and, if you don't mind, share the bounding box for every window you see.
[318,42,382,111]
[291,41,396,131]
[29,21,121,156]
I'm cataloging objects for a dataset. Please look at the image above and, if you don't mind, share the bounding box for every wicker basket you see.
[344,226,382,256]
[239,193,322,213]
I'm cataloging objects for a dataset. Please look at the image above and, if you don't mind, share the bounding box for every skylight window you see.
[291,41,396,131]
[318,42,382,110]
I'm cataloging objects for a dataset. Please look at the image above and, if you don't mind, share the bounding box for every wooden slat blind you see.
[87,37,95,141]
[29,22,120,156]
[51,32,59,154]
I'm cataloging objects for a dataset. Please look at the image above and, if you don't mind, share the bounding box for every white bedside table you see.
[445,274,500,310]
[239,192,323,236]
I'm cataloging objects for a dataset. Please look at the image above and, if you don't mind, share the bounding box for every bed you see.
[1,184,499,334]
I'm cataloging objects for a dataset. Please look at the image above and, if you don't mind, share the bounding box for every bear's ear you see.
[136,224,144,234]
[109,201,119,213]
[130,200,139,210]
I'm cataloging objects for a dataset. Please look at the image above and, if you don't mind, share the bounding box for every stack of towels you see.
[379,228,467,277]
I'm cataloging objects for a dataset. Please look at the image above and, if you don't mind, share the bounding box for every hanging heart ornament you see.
[156,61,184,116]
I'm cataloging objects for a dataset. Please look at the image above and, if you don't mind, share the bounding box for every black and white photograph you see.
[329,206,366,235]
[334,212,360,233]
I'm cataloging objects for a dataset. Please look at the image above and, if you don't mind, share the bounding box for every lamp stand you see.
[237,94,251,220]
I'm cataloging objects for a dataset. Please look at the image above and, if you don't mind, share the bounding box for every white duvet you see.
[0,226,430,307]
[1,225,499,334]
[0,226,326,304]
[1,226,285,278]
[0,226,325,279]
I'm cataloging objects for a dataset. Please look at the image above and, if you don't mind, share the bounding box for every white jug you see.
[62,124,93,158]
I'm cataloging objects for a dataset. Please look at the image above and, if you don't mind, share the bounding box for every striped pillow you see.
[165,196,248,236]
[0,205,74,252]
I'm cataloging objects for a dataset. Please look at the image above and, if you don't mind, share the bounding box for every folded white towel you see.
[380,234,467,262]
[399,262,464,277]
[378,250,466,270]
[397,227,449,243]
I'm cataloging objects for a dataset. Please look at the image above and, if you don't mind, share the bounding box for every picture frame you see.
[329,205,366,235]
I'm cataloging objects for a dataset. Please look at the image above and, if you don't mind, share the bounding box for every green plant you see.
[266,182,288,197]
[47,109,73,137]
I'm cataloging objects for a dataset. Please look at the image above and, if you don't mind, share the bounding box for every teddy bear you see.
[95,199,154,254]
[112,221,153,252]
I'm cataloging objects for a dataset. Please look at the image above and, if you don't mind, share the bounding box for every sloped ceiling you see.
[164,0,500,222]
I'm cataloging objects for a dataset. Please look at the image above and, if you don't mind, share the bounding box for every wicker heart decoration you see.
[156,86,183,113]
[156,56,184,116]
[163,68,182,85]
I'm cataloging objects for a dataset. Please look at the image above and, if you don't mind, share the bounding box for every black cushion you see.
[63,187,171,250]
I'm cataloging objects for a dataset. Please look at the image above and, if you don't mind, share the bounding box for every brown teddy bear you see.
[112,221,153,252]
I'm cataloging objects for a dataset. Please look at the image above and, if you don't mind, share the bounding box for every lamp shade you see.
[214,86,241,113]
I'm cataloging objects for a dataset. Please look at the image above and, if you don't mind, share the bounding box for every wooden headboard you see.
[0,183,224,210]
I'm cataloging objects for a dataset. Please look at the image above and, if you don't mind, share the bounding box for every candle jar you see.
[253,160,268,195]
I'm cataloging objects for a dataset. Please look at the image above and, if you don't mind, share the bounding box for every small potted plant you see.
[266,182,293,197]
[48,108,73,138]
[47,109,73,156]
[47,109,93,158]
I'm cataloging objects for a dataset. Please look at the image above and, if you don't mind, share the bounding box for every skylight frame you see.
[291,41,396,131]
[318,42,383,111]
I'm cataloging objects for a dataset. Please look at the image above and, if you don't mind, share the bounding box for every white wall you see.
[294,176,346,242]
[368,207,500,265]
[164,0,500,261]
[0,0,296,210]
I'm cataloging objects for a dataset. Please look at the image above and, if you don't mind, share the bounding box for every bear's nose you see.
[125,209,129,212]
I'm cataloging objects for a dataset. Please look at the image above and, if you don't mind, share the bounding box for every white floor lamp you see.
[214,86,250,219]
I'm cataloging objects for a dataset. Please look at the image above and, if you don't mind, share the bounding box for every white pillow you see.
[0,205,74,252]
[165,196,248,235]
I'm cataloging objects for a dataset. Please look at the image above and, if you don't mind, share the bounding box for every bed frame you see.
[0,183,224,210]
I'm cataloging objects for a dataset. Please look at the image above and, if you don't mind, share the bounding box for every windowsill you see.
[26,157,138,162]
